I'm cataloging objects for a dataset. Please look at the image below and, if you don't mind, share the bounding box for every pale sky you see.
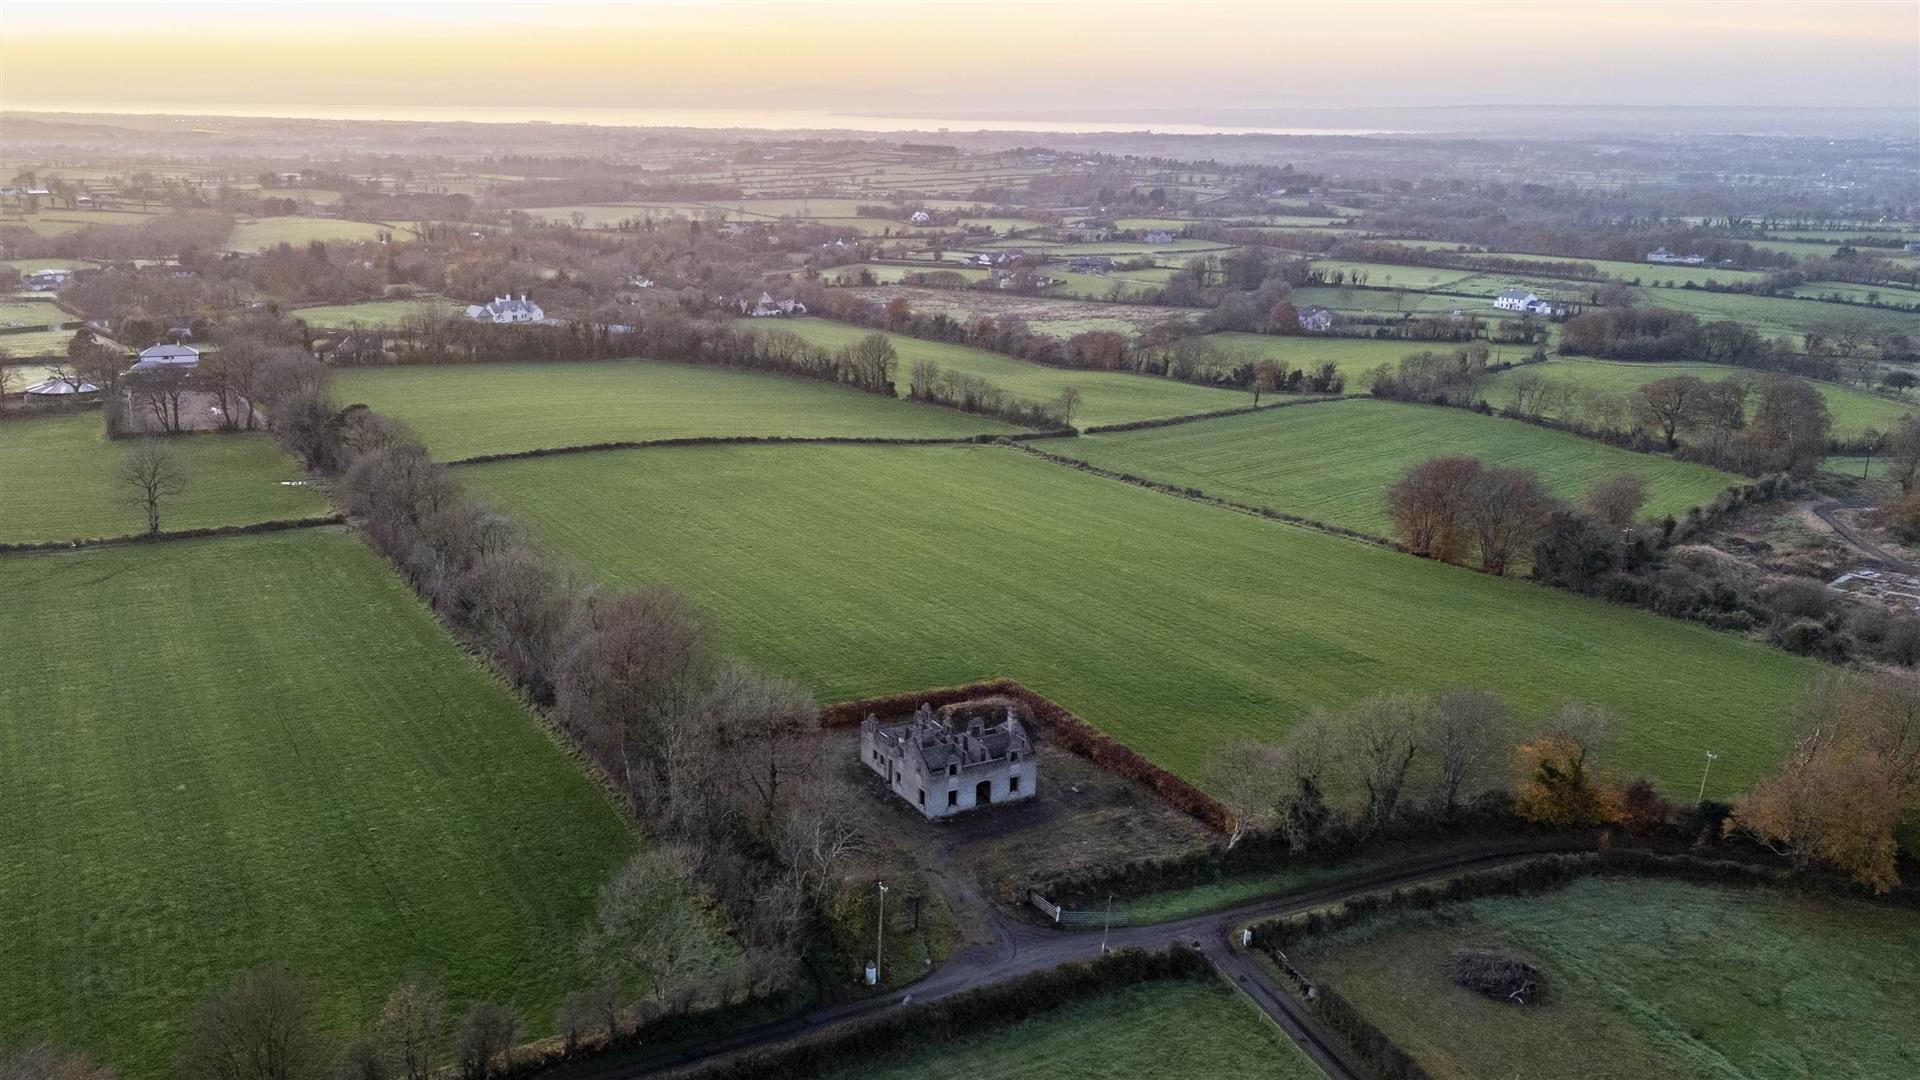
[2,1,1915,114]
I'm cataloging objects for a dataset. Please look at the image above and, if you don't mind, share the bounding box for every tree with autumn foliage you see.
[1387,456,1482,562]
[1513,703,1619,827]
[1732,672,1920,893]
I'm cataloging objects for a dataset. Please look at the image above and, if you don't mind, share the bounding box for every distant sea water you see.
[1,101,1396,137]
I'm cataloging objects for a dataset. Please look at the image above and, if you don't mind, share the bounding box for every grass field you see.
[1203,332,1473,384]
[817,978,1319,1080]
[225,217,403,250]
[1065,399,1739,535]
[0,299,70,327]
[0,414,328,543]
[748,319,1246,428]
[1299,877,1920,1080]
[1485,358,1915,441]
[1629,285,1920,341]
[463,443,1815,795]
[0,328,94,358]
[835,288,1184,338]
[334,358,1016,459]
[291,296,466,328]
[0,531,645,1075]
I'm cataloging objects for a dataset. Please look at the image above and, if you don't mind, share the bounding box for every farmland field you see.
[1205,331,1494,384]
[0,299,70,327]
[1484,358,1915,440]
[838,286,1184,337]
[1065,399,1739,535]
[225,216,403,250]
[291,295,466,328]
[463,443,1815,794]
[0,531,648,1075]
[745,319,1246,428]
[1628,284,1920,340]
[0,413,328,543]
[817,978,1319,1080]
[1298,877,1920,1080]
[335,357,1016,459]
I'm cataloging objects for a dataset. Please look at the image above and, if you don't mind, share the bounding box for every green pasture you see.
[0,299,69,327]
[746,319,1244,427]
[1202,332,1446,384]
[0,328,93,358]
[0,531,644,1075]
[463,443,1815,795]
[975,239,1236,256]
[225,217,402,250]
[1306,260,1482,291]
[1786,282,1920,305]
[1486,358,1915,441]
[831,289,1181,339]
[1495,252,1768,287]
[1,257,95,272]
[1300,877,1920,1080]
[1066,399,1739,535]
[817,263,990,285]
[0,413,327,544]
[817,978,1318,1080]
[291,296,466,328]
[1629,285,1920,341]
[1287,285,1505,319]
[0,209,162,236]
[335,357,1016,460]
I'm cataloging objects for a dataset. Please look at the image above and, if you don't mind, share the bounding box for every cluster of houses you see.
[1492,289,1571,317]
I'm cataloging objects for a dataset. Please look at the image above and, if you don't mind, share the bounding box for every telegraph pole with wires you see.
[874,880,890,985]
[1697,751,1719,804]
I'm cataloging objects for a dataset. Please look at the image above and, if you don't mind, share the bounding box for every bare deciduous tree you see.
[1630,376,1706,449]
[1583,472,1649,530]
[1464,465,1558,575]
[376,978,447,1080]
[119,438,189,536]
[1422,689,1508,813]
[178,966,327,1080]
[452,1003,517,1080]
[1387,456,1482,561]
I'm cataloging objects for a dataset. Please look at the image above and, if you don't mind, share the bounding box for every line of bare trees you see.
[248,351,869,1068]
[1386,455,1647,576]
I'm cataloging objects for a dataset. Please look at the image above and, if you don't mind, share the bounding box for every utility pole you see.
[1697,751,1719,804]
[1101,891,1115,954]
[874,880,889,985]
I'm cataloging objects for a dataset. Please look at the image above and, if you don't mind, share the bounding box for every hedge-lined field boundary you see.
[1077,392,1358,434]
[824,678,1232,832]
[1001,440,1406,551]
[0,513,344,555]
[441,431,1034,467]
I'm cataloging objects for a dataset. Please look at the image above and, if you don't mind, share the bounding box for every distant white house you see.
[908,210,931,223]
[1646,247,1706,266]
[1142,230,1176,244]
[127,343,200,374]
[1492,289,1568,317]
[24,268,72,291]
[1297,306,1335,332]
[465,295,544,323]
[743,291,807,317]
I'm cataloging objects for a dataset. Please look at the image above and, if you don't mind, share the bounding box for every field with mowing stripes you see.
[1299,878,1920,1080]
[1065,399,1740,535]
[818,978,1320,1080]
[750,319,1245,428]
[463,443,1814,795]
[0,531,649,1076]
[1483,358,1915,441]
[291,296,465,328]
[0,414,328,544]
[334,359,1016,459]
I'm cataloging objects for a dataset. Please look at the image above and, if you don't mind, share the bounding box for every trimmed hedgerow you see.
[0,513,344,554]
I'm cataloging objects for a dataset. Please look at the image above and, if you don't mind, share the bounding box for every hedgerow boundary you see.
[0,513,344,555]
[823,678,1233,833]
[440,431,1067,468]
[1076,392,1358,434]
[999,439,1407,551]
[1245,849,1920,1080]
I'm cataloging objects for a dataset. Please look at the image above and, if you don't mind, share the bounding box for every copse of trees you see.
[1385,455,1575,575]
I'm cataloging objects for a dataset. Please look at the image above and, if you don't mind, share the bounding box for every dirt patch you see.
[829,725,1213,907]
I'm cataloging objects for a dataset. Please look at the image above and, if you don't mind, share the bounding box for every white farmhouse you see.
[1647,247,1706,266]
[127,343,200,374]
[908,210,931,223]
[465,295,544,323]
[1492,289,1568,317]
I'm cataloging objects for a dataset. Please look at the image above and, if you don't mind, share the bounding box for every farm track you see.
[545,836,1594,1079]
[1813,498,1919,574]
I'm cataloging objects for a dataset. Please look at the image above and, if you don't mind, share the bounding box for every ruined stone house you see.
[860,700,1036,819]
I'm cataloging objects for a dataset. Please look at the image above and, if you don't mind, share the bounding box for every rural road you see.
[1812,498,1918,574]
[547,837,1591,1080]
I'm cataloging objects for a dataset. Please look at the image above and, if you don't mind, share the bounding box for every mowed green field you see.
[1066,400,1739,535]
[334,359,1017,460]
[0,414,328,543]
[225,217,402,250]
[463,444,1814,795]
[0,531,640,1075]
[291,296,466,328]
[1300,878,1920,1080]
[752,319,1245,428]
[818,978,1318,1080]
[1485,358,1915,440]
[1204,332,1458,385]
[1629,285,1920,341]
